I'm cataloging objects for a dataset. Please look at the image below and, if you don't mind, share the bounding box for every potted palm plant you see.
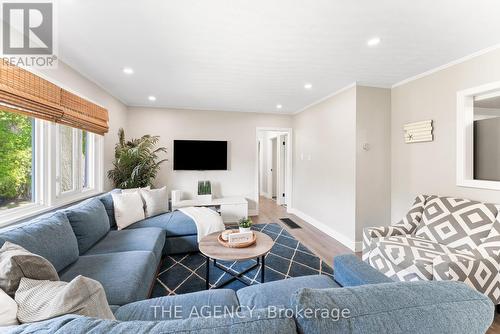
[108,128,167,188]
[238,217,253,233]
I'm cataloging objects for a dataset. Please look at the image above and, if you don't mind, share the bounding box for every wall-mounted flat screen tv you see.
[173,140,228,170]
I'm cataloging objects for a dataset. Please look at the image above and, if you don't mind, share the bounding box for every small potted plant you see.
[238,217,252,233]
[197,180,212,203]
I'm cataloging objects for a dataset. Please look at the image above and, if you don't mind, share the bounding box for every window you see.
[0,115,103,226]
[56,126,97,196]
[59,125,75,193]
[457,81,500,190]
[0,62,108,226]
[82,130,89,188]
[0,111,35,211]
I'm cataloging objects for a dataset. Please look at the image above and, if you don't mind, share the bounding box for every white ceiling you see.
[57,0,500,114]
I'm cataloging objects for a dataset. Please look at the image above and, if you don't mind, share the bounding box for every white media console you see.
[171,190,248,224]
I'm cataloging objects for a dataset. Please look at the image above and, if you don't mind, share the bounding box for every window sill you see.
[457,179,500,191]
[0,189,103,229]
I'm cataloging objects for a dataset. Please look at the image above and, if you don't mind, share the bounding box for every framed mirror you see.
[457,81,500,190]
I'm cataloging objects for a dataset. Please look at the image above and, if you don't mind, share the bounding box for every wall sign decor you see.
[404,120,433,143]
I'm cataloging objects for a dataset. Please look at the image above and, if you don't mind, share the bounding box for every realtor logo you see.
[1,1,57,68]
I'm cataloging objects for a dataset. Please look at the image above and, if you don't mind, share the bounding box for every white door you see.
[277,134,288,205]
[271,137,278,199]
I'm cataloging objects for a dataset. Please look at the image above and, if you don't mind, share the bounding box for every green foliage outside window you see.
[0,110,33,205]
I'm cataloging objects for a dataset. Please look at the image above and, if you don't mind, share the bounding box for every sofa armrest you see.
[362,195,427,262]
[433,254,500,304]
[363,225,410,239]
[334,254,393,287]
[362,225,410,260]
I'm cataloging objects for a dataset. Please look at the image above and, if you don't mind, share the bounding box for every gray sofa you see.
[0,190,198,306]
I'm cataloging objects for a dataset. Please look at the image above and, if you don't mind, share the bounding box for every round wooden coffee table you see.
[199,231,274,289]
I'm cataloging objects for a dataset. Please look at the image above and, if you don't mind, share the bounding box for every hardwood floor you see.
[254,196,500,333]
[254,196,352,265]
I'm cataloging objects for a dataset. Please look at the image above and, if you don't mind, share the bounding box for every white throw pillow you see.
[121,186,150,194]
[122,186,150,207]
[15,276,115,323]
[0,288,18,326]
[140,187,169,217]
[112,192,145,230]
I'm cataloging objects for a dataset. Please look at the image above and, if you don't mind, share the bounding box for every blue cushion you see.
[84,228,165,262]
[9,310,297,334]
[334,254,393,287]
[59,251,158,305]
[126,211,197,237]
[237,275,338,309]
[115,289,239,321]
[0,212,78,272]
[64,198,110,254]
[291,281,494,334]
[97,189,121,228]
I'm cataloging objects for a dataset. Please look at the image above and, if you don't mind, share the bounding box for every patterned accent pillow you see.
[415,196,498,253]
[0,241,59,296]
[15,275,115,323]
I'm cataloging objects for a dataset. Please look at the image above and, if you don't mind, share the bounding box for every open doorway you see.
[256,128,292,212]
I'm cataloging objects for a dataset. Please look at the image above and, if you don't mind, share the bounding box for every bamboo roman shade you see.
[0,60,109,135]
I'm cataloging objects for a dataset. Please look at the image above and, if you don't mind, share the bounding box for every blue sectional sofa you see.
[97,190,199,255]
[0,189,495,333]
[0,190,198,306]
[7,258,495,333]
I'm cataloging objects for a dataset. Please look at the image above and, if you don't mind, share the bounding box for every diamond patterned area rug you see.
[152,223,334,297]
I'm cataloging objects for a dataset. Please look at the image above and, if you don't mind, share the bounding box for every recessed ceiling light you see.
[148,96,156,101]
[367,37,381,47]
[276,104,282,109]
[122,67,134,74]
[304,83,312,90]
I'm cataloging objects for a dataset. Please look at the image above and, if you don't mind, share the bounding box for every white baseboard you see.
[287,207,361,252]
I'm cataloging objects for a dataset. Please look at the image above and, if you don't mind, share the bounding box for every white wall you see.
[355,86,391,241]
[126,107,292,212]
[391,48,500,221]
[291,86,358,247]
[36,61,128,191]
[291,85,391,250]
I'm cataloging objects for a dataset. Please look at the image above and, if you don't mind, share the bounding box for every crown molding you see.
[293,82,357,115]
[392,44,500,89]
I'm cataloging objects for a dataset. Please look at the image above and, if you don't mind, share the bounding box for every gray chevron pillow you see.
[415,196,498,253]
[0,241,59,296]
[15,275,115,323]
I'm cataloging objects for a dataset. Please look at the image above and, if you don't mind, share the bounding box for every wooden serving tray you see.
[217,232,256,248]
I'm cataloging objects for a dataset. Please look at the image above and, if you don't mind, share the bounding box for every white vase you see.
[197,194,213,203]
[239,227,251,233]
